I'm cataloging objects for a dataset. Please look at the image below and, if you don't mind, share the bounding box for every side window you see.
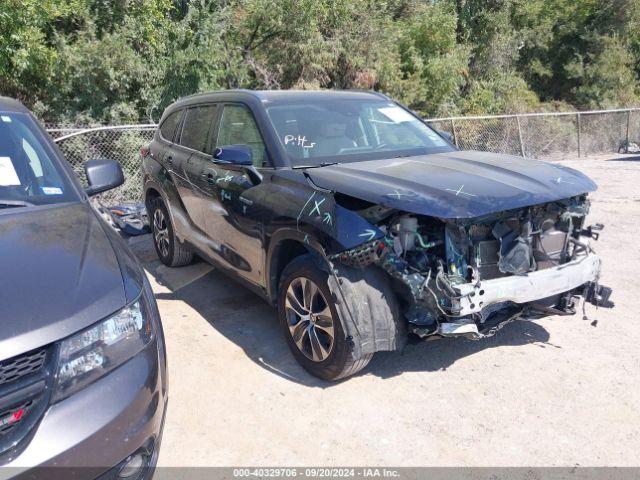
[159,109,183,142]
[216,104,268,167]
[179,105,217,153]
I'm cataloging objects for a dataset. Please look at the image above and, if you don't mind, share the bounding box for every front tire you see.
[278,255,372,381]
[149,197,193,267]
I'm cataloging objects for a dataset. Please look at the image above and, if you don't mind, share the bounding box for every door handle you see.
[203,172,216,184]
[166,156,173,166]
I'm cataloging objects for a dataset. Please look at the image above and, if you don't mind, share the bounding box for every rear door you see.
[155,108,183,164]
[201,103,270,284]
[172,104,218,235]
[152,108,183,183]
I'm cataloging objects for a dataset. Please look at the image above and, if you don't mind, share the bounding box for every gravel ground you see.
[130,154,640,467]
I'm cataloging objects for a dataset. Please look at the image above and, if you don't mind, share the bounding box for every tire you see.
[149,196,193,267]
[277,254,373,381]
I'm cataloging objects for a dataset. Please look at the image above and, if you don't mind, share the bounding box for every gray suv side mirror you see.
[84,159,125,196]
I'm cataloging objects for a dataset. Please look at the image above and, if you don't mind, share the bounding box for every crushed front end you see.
[332,194,613,340]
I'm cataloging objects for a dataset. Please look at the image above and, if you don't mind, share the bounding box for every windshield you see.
[265,99,454,167]
[0,113,77,208]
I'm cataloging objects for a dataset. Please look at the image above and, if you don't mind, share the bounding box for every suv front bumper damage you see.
[331,234,612,344]
[453,253,602,316]
[428,252,605,339]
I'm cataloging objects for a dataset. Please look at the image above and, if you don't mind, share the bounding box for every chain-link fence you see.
[51,125,156,205]
[47,108,640,205]
[425,108,640,160]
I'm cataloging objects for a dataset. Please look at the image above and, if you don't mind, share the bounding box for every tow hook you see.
[584,282,614,308]
[581,223,604,240]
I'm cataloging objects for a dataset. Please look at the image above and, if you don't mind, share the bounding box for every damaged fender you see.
[328,261,405,358]
[259,170,398,356]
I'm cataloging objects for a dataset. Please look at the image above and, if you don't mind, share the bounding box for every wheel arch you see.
[266,227,405,358]
[265,228,329,306]
[143,178,187,242]
[144,185,162,209]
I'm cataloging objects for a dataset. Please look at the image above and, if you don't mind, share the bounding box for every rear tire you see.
[149,197,193,267]
[278,255,372,381]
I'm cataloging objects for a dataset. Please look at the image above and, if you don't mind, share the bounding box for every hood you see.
[0,203,129,360]
[306,150,597,219]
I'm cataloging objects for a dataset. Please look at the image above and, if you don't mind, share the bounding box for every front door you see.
[200,103,269,285]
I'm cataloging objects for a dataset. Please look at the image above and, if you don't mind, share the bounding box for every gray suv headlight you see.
[52,296,153,402]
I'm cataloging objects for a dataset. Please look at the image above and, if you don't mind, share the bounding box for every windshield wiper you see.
[292,162,339,169]
[0,199,35,208]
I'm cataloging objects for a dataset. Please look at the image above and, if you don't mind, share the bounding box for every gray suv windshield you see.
[0,113,77,207]
[265,99,454,167]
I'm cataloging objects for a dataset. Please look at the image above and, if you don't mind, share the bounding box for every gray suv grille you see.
[0,347,51,457]
[0,399,35,438]
[0,348,47,386]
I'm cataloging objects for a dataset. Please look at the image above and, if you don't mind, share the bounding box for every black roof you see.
[171,89,388,109]
[251,89,388,101]
[0,96,28,113]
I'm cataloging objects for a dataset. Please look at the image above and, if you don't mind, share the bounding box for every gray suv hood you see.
[0,203,126,360]
[306,150,597,218]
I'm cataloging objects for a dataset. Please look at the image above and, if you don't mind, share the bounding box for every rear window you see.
[179,105,217,153]
[159,109,183,142]
[0,113,78,207]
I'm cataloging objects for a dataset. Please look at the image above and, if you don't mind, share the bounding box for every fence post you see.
[626,110,631,151]
[576,113,582,157]
[516,115,525,157]
[451,118,459,148]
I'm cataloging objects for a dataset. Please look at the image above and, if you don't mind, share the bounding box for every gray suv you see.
[0,97,167,479]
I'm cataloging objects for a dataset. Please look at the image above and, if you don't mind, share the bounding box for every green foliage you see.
[514,0,640,108]
[393,2,470,115]
[573,35,638,108]
[461,74,540,115]
[1,0,640,123]
[0,0,80,103]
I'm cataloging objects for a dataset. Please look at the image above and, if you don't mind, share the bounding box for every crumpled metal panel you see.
[306,150,597,219]
[454,253,602,315]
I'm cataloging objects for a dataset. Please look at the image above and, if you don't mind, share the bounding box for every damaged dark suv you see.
[143,90,612,380]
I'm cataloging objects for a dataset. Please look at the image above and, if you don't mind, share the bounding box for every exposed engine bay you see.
[332,194,613,340]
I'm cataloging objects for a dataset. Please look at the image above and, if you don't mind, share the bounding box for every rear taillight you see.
[140,145,150,157]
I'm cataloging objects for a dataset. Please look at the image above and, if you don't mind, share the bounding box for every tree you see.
[0,0,80,105]
[1,0,639,122]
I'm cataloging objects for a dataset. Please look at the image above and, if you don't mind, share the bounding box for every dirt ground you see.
[130,154,640,467]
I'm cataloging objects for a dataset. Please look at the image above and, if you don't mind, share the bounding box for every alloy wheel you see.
[153,208,170,258]
[285,277,335,362]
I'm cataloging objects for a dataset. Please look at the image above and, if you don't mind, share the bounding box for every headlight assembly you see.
[52,297,153,402]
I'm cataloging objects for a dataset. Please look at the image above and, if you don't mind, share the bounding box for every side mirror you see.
[436,129,454,143]
[213,145,253,166]
[84,159,125,197]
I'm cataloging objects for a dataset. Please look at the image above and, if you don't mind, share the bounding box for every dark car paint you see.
[144,89,598,306]
[305,150,597,219]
